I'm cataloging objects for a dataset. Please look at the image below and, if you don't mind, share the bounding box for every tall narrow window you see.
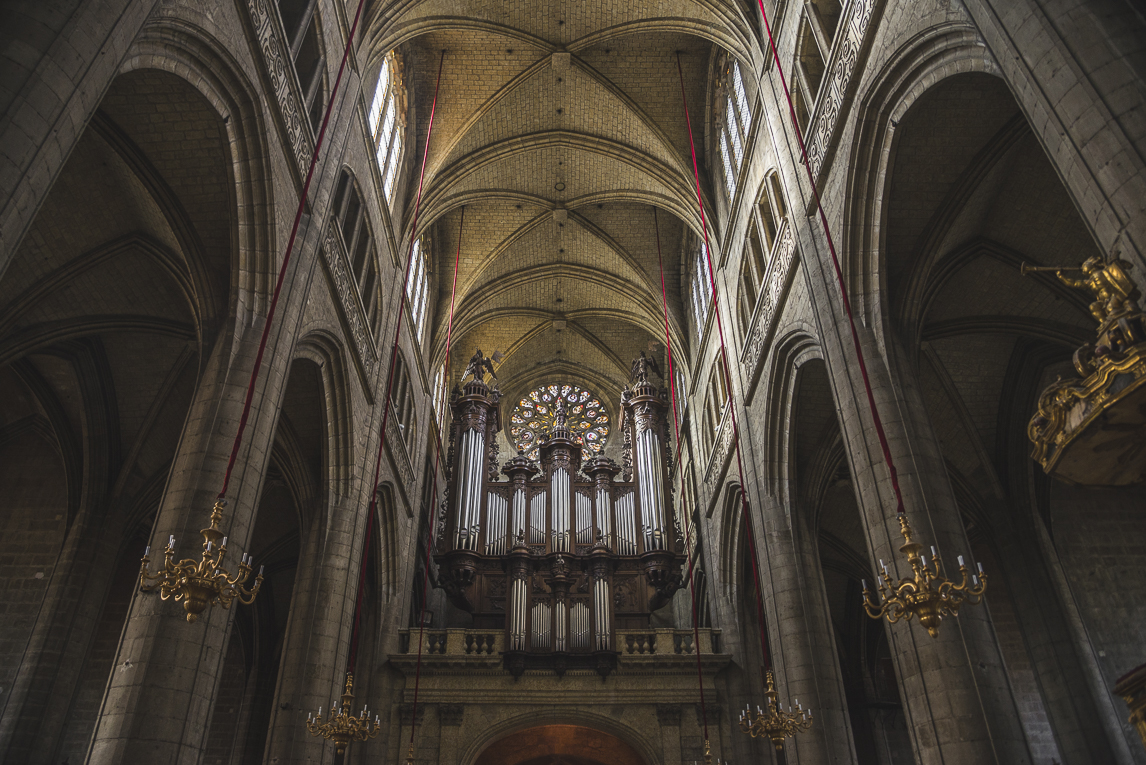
[390,354,417,451]
[716,60,753,203]
[406,236,429,341]
[691,244,713,339]
[278,0,326,133]
[432,366,446,427]
[368,52,407,202]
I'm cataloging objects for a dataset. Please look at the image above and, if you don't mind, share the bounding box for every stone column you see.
[833,328,1032,764]
[754,490,858,765]
[86,222,318,762]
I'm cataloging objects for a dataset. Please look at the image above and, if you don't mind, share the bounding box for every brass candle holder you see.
[306,672,382,756]
[139,499,263,622]
[738,670,813,750]
[862,515,986,637]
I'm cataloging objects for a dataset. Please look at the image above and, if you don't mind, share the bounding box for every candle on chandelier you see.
[144,545,150,557]
[222,536,228,547]
[977,561,984,574]
[169,535,176,547]
[957,555,965,567]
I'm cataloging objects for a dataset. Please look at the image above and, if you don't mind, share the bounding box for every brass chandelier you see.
[861,515,986,638]
[738,670,813,750]
[139,500,263,622]
[306,672,382,756]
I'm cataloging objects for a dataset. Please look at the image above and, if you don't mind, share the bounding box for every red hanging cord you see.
[217,0,369,500]
[676,52,775,676]
[753,0,905,515]
[346,50,447,672]
[652,208,710,741]
[406,203,466,747]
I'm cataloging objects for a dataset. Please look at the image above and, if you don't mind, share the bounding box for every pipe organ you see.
[436,373,684,677]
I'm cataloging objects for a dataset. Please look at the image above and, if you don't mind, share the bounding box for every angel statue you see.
[1055,255,1141,325]
[463,349,501,383]
[630,351,661,384]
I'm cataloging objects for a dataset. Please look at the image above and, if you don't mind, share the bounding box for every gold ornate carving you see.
[1024,255,1146,485]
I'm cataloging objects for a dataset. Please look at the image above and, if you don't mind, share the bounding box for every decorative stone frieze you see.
[245,0,314,179]
[321,222,379,399]
[804,0,879,179]
[741,221,799,401]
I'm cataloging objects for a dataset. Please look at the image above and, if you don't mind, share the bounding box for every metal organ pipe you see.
[636,429,665,550]
[576,493,593,545]
[615,492,637,555]
[551,468,570,552]
[595,486,611,542]
[530,491,547,544]
[510,575,527,650]
[593,575,611,650]
[511,488,526,544]
[454,428,485,550]
[485,492,508,555]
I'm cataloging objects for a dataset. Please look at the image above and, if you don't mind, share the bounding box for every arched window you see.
[331,169,381,332]
[716,60,753,201]
[737,172,788,334]
[406,235,429,342]
[277,0,327,133]
[702,362,729,451]
[690,241,713,339]
[432,365,446,427]
[390,353,417,451]
[368,52,407,201]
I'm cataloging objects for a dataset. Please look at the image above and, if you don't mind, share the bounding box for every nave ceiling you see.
[365,0,762,417]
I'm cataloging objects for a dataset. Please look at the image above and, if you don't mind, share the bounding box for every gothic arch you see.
[458,709,658,765]
[122,19,276,329]
[841,22,999,341]
[295,330,355,497]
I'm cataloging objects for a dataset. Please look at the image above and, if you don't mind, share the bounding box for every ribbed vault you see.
[364,0,756,427]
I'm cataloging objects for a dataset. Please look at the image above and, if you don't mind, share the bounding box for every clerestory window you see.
[717,60,753,201]
[368,52,407,202]
[406,235,429,342]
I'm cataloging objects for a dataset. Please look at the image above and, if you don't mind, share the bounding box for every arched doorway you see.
[473,725,646,765]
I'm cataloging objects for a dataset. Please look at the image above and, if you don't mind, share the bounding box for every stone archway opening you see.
[473,724,646,765]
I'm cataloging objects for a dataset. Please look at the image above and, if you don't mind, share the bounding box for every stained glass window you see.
[509,384,610,461]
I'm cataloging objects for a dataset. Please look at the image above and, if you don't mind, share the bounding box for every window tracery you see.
[368,51,408,202]
[509,384,610,462]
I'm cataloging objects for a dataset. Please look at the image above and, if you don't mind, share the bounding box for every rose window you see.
[509,384,610,461]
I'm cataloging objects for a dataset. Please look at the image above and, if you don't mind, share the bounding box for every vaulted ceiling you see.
[366,1,764,413]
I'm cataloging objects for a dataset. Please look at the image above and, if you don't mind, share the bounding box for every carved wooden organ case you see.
[435,376,685,676]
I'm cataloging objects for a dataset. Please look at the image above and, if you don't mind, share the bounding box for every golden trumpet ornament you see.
[861,515,986,638]
[139,499,263,622]
[738,671,813,750]
[306,673,382,756]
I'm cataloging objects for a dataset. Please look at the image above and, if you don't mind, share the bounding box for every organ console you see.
[435,369,685,677]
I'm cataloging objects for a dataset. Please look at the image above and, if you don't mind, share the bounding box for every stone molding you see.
[385,411,415,492]
[804,0,879,180]
[321,221,379,396]
[245,0,314,180]
[740,220,799,403]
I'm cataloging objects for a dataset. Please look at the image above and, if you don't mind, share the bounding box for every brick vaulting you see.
[0,0,1145,764]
